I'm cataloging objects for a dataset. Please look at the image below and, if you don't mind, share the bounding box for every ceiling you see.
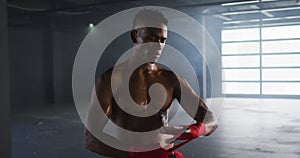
[205,0,300,28]
[7,0,300,29]
[7,0,238,29]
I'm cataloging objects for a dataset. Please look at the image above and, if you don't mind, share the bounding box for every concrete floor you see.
[12,98,300,158]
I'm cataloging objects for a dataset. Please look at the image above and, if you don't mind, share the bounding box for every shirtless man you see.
[84,9,218,158]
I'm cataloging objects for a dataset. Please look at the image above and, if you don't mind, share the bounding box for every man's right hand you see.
[159,122,206,144]
[177,122,206,140]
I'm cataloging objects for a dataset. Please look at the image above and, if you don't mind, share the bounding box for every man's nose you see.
[157,39,166,44]
[153,42,164,50]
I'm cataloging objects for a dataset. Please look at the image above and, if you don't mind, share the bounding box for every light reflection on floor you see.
[12,98,300,158]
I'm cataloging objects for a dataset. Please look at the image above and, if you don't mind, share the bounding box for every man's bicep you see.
[86,74,113,140]
[95,74,113,116]
[84,76,115,154]
[90,71,114,120]
[86,87,111,132]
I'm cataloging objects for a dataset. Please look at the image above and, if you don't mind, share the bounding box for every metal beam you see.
[7,0,259,18]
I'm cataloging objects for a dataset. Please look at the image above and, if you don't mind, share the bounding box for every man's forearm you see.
[194,99,208,122]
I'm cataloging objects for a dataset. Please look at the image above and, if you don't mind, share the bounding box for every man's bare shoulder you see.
[156,65,179,80]
[95,63,127,88]
[95,68,112,87]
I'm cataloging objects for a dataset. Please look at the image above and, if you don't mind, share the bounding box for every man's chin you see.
[148,57,159,63]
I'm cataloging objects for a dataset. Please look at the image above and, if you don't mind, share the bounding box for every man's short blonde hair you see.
[132,9,168,29]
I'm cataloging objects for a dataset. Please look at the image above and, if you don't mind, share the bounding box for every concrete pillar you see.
[0,0,11,157]
[43,28,55,104]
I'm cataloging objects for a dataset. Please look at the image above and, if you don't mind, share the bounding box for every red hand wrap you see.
[177,122,206,140]
[173,151,184,158]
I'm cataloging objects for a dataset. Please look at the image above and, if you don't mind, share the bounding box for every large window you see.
[222,25,300,96]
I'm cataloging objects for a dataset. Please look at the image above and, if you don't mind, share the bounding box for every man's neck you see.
[128,60,158,71]
[149,63,156,71]
[144,63,158,71]
[128,55,158,72]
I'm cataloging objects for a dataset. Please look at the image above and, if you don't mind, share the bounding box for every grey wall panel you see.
[0,0,11,157]
[8,27,45,107]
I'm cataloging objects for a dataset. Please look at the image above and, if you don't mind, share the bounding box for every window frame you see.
[221,23,300,98]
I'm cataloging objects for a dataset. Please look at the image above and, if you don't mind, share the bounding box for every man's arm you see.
[84,73,128,157]
[173,75,218,136]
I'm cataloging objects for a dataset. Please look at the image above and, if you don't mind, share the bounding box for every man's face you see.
[133,24,167,62]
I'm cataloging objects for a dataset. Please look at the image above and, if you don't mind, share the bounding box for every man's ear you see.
[130,30,137,43]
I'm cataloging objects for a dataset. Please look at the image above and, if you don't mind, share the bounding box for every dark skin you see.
[84,26,218,158]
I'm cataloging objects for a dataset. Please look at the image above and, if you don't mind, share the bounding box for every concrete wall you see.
[202,14,223,98]
[179,7,223,98]
[0,0,11,157]
[8,7,223,108]
[9,27,47,107]
[52,29,87,104]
